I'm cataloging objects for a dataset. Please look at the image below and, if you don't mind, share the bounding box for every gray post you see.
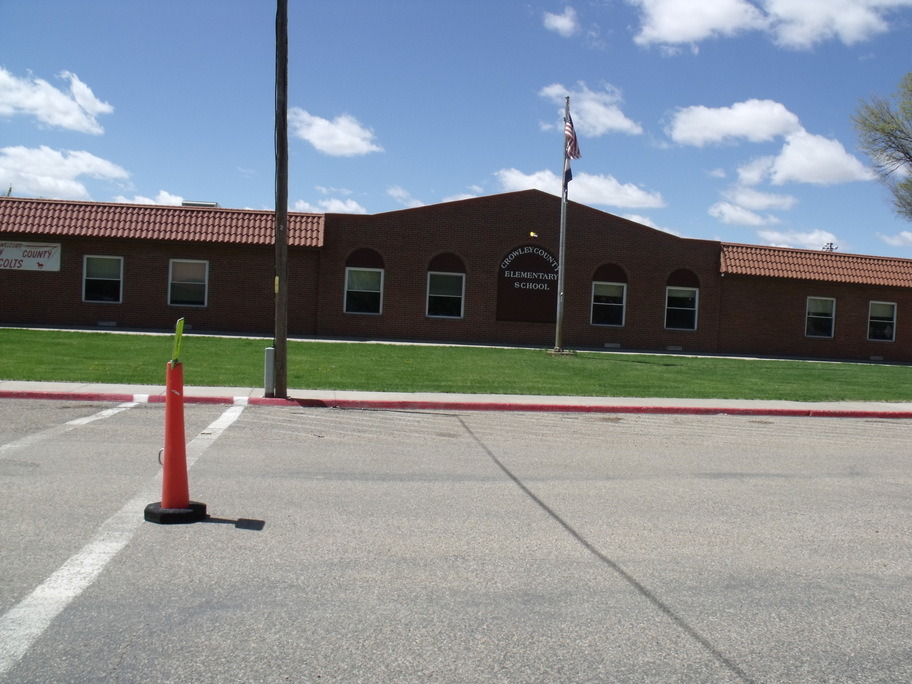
[264,346,276,397]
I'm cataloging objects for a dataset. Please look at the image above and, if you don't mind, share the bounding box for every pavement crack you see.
[107,624,144,680]
[456,415,758,684]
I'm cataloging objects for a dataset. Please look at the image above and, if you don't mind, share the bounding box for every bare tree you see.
[854,72,912,222]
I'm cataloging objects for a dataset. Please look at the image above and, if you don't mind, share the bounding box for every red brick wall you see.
[3,191,911,363]
[718,274,912,362]
[0,233,319,335]
[318,192,723,352]
[561,203,722,353]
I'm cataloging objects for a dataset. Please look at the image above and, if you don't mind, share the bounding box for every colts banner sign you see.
[0,242,61,271]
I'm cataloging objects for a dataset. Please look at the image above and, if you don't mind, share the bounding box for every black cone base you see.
[144,501,208,524]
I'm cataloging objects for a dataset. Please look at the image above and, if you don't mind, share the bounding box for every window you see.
[169,259,208,307]
[592,282,626,326]
[665,288,698,330]
[665,269,699,331]
[345,268,383,314]
[83,256,123,303]
[591,264,627,327]
[344,248,384,315]
[427,272,464,318]
[806,297,835,338]
[868,301,896,341]
[427,253,466,319]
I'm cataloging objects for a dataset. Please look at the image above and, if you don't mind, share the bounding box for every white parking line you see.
[0,404,245,677]
[0,402,138,458]
[65,403,139,426]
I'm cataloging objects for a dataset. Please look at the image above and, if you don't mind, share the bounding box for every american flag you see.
[564,113,581,160]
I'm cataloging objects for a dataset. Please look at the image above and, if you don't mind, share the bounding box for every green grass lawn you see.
[1,327,910,402]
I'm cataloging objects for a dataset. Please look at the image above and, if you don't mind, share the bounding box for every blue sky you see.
[2,0,912,256]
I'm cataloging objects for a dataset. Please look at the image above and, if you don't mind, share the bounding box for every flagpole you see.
[553,96,571,353]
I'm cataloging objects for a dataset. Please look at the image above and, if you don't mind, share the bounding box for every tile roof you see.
[0,197,323,247]
[720,243,912,288]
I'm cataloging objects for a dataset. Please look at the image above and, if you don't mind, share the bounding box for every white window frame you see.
[83,255,123,304]
[591,281,626,327]
[665,286,698,331]
[805,297,835,338]
[426,271,465,319]
[868,301,896,342]
[168,259,209,307]
[344,267,384,315]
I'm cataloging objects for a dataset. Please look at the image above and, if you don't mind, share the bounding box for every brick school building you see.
[2,190,911,362]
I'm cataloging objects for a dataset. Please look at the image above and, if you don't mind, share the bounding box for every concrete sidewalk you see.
[1,379,911,418]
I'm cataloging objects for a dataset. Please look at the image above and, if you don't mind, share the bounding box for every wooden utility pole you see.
[272,0,289,397]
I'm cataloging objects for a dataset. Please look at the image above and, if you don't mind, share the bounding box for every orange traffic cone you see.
[144,361,207,524]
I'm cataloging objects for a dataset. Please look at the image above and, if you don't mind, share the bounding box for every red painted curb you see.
[147,395,234,405]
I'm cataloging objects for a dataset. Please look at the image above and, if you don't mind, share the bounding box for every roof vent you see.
[181,201,220,208]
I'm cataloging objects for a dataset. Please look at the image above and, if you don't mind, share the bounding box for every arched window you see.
[427,253,465,318]
[665,269,699,330]
[344,248,384,314]
[591,263,627,326]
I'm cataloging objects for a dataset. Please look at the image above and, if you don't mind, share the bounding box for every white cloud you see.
[769,131,876,185]
[709,183,797,228]
[724,186,798,211]
[709,127,873,229]
[671,100,873,191]
[629,0,767,46]
[0,68,113,135]
[539,82,643,137]
[757,228,839,250]
[321,198,369,213]
[627,0,912,50]
[387,185,424,208]
[288,108,383,156]
[495,168,665,209]
[113,190,183,205]
[292,197,367,214]
[878,231,912,247]
[497,168,556,193]
[709,201,780,226]
[571,172,665,208]
[668,99,801,146]
[765,0,901,49]
[294,186,367,213]
[737,157,776,186]
[0,145,129,199]
[622,213,680,235]
[731,132,875,187]
[441,192,478,203]
[441,186,482,203]
[543,6,580,37]
[316,185,353,196]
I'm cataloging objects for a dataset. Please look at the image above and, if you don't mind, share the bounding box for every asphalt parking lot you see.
[1,399,910,683]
